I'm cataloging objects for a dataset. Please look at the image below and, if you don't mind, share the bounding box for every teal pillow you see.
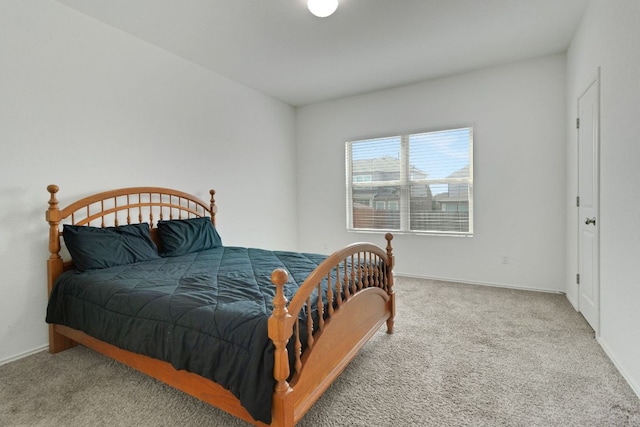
[63,223,160,272]
[157,217,222,257]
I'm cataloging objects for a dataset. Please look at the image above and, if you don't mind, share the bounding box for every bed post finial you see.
[47,184,59,196]
[385,233,394,269]
[209,189,217,226]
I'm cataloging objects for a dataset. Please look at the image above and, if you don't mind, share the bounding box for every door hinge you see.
[576,196,580,207]
[576,273,580,285]
[576,118,580,129]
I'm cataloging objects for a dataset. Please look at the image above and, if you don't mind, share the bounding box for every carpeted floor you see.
[1,277,639,426]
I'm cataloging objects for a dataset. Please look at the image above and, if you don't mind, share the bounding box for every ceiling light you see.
[308,0,338,18]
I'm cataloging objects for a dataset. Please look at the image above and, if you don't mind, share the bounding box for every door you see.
[577,75,600,334]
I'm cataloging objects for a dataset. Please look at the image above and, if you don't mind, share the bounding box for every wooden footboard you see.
[45,185,395,427]
[268,236,395,426]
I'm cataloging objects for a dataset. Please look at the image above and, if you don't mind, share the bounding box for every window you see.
[346,127,473,235]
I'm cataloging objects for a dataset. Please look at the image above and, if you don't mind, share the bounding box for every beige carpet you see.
[1,277,639,426]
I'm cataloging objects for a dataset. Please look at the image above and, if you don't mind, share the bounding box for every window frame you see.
[345,127,473,236]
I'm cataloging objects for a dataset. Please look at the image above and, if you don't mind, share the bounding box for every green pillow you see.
[157,217,222,257]
[63,223,160,272]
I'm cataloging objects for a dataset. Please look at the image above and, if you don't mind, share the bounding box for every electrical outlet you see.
[500,254,509,264]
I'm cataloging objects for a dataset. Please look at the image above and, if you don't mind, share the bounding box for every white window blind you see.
[346,127,473,235]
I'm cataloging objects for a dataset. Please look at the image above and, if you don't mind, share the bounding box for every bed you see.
[45,185,395,426]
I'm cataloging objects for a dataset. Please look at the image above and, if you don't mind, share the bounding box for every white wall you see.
[2,0,639,403]
[0,0,297,363]
[296,55,567,292]
[565,0,640,396]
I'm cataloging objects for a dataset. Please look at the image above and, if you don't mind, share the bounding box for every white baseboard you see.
[597,337,640,401]
[395,272,565,295]
[564,292,579,311]
[0,344,48,367]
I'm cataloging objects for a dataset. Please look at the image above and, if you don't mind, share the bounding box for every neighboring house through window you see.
[346,127,473,235]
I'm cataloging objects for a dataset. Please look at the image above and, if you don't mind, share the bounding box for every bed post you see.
[46,185,75,353]
[268,268,295,427]
[385,233,396,334]
[209,189,217,226]
[46,185,63,294]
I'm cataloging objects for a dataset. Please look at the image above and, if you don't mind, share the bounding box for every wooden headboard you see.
[45,185,216,293]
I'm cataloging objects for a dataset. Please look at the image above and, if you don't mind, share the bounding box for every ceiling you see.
[55,0,590,107]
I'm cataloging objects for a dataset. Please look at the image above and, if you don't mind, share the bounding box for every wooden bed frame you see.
[45,185,395,427]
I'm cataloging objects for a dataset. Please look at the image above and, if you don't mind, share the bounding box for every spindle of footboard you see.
[357,253,363,291]
[306,296,314,349]
[366,254,370,289]
[335,266,342,307]
[349,255,355,295]
[316,283,325,331]
[294,318,302,374]
[371,254,376,287]
[350,254,356,293]
[342,259,350,299]
[326,274,334,316]
[358,255,361,290]
[366,251,372,289]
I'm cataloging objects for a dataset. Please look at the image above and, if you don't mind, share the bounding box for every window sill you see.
[347,228,473,238]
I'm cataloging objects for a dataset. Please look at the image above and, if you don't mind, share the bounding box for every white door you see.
[577,76,600,334]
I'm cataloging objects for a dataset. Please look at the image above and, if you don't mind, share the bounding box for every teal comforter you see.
[46,246,328,424]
